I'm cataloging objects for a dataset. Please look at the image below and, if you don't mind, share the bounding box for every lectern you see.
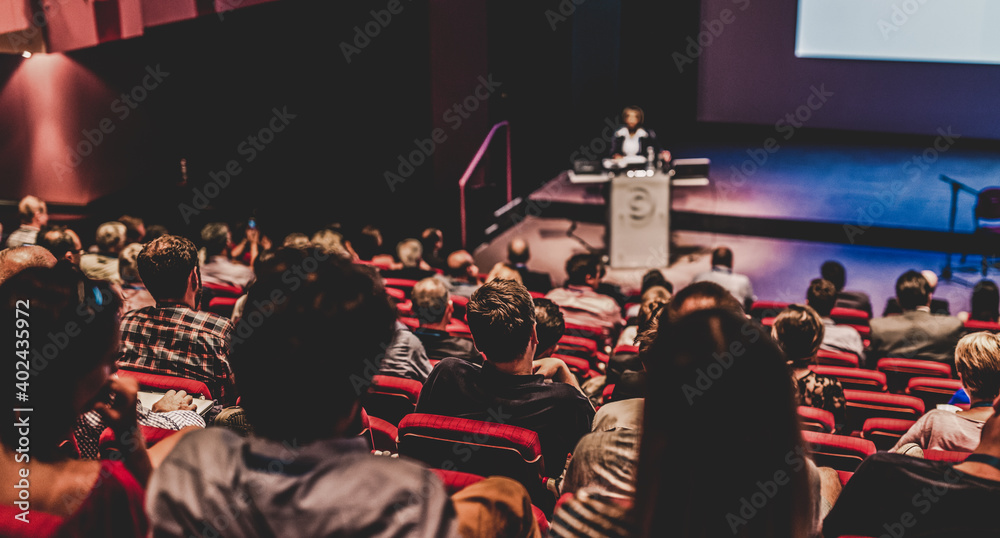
[608,171,670,268]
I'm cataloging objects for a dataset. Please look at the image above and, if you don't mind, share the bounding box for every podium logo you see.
[626,187,655,226]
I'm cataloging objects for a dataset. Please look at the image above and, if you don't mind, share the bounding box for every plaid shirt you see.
[74,401,206,460]
[118,303,236,403]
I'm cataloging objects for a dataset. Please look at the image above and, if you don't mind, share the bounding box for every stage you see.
[472,140,1000,316]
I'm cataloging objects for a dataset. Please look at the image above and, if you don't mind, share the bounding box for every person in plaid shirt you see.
[117,235,238,404]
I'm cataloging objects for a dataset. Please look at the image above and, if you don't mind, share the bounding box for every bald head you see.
[18,195,47,227]
[507,238,530,265]
[446,250,478,281]
[921,270,938,291]
[0,246,57,285]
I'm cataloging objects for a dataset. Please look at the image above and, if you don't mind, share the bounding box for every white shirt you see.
[617,127,648,157]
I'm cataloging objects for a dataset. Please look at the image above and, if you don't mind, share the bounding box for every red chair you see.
[843,390,924,434]
[451,294,469,322]
[551,354,595,378]
[562,322,606,349]
[798,406,836,433]
[861,418,916,451]
[385,287,406,301]
[801,431,876,472]
[368,415,399,453]
[816,349,861,368]
[202,282,243,317]
[830,306,871,337]
[810,365,886,392]
[116,369,213,400]
[99,425,187,457]
[397,413,552,512]
[749,301,790,319]
[383,278,419,297]
[836,470,853,487]
[877,358,952,393]
[362,375,423,426]
[907,377,964,411]
[431,470,550,534]
[925,449,972,463]
[529,291,546,299]
[602,384,616,405]
[963,319,1000,333]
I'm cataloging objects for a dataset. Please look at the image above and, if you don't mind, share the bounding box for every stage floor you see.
[473,216,985,317]
[528,142,1000,234]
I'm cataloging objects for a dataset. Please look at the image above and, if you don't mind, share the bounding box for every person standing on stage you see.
[609,105,671,162]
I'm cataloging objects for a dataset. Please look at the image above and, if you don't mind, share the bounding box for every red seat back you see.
[431,469,550,534]
[368,415,399,453]
[815,349,860,368]
[843,389,924,434]
[99,425,185,456]
[797,405,836,433]
[750,301,790,319]
[877,358,952,393]
[116,369,213,400]
[383,278,419,297]
[810,365,886,392]
[964,319,1000,333]
[398,413,550,510]
[801,430,876,472]
[861,418,917,451]
[924,449,972,463]
[906,377,964,411]
[362,375,423,426]
[830,307,870,325]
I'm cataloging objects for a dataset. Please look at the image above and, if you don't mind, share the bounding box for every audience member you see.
[310,228,352,260]
[0,245,57,285]
[773,304,847,430]
[281,232,310,249]
[147,258,468,536]
[421,227,446,270]
[378,320,434,382]
[532,297,566,359]
[117,235,237,404]
[383,238,436,280]
[0,265,149,536]
[144,224,169,242]
[546,253,624,339]
[200,222,256,289]
[486,261,524,284]
[117,214,146,245]
[892,332,1000,454]
[623,309,836,538]
[346,224,395,267]
[820,260,873,317]
[118,242,156,312]
[417,279,596,478]
[80,221,127,283]
[959,279,1000,323]
[884,269,950,315]
[617,285,670,349]
[506,238,553,293]
[691,246,756,311]
[5,195,47,247]
[410,277,482,365]
[824,389,1000,536]
[806,278,865,360]
[662,280,743,324]
[36,224,83,266]
[439,249,482,298]
[868,270,964,368]
[640,268,673,294]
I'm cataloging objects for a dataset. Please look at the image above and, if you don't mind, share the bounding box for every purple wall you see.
[697,0,1000,140]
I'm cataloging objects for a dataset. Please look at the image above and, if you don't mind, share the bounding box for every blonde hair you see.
[955,332,1000,400]
[486,263,523,284]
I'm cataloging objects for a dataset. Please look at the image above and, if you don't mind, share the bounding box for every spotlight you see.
[21,51,32,58]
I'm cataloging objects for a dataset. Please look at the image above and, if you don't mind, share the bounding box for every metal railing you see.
[459,121,511,248]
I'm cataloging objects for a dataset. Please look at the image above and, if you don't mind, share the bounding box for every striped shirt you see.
[118,303,236,403]
[549,488,635,537]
